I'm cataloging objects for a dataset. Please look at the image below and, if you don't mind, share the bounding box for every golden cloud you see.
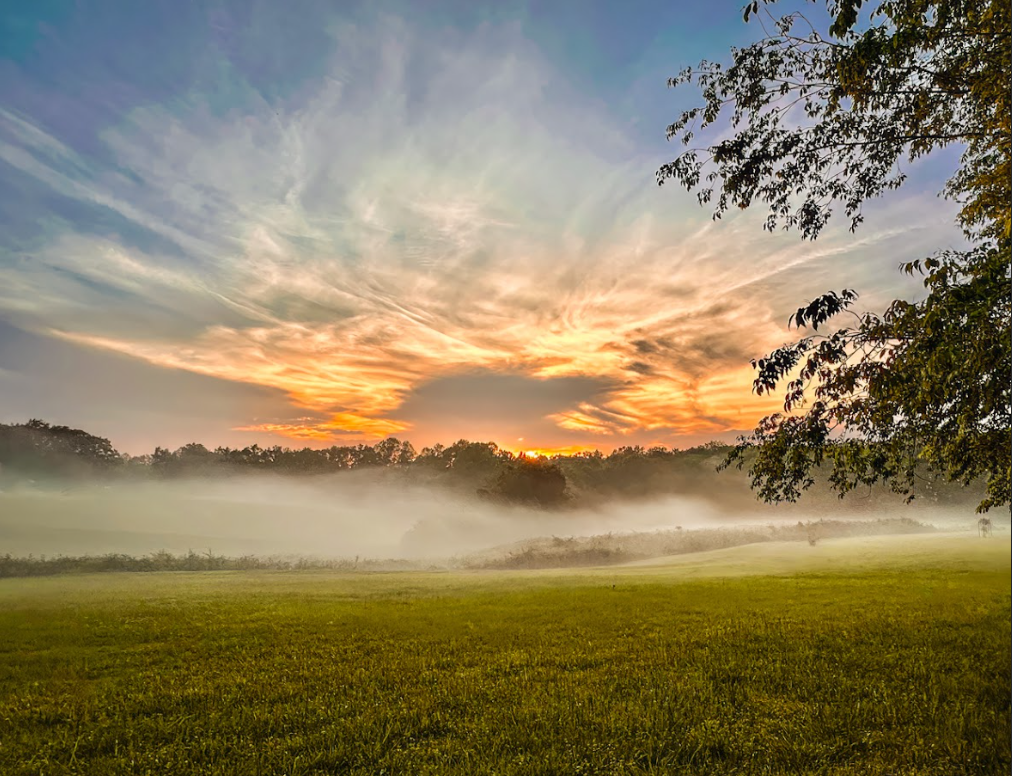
[235,412,411,442]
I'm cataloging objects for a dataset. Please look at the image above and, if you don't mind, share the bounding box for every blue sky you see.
[0,1,965,454]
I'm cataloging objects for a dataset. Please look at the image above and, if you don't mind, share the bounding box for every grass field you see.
[1,534,1008,775]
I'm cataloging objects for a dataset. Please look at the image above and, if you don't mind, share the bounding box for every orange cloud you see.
[49,245,797,446]
[547,402,634,435]
[235,412,411,442]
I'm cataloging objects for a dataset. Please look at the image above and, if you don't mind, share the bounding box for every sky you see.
[0,0,967,455]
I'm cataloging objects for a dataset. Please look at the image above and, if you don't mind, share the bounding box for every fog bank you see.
[1,472,999,563]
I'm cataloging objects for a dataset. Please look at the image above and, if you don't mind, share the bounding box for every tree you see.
[372,437,416,467]
[482,456,570,508]
[0,419,122,476]
[659,0,1010,511]
[441,440,512,483]
[174,443,215,473]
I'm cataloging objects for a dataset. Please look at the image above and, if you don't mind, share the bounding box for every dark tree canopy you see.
[0,419,121,475]
[482,457,570,508]
[659,0,1010,511]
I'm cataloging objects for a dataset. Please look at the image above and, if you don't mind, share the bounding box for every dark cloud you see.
[625,323,761,382]
[631,338,658,354]
[391,369,619,442]
[686,332,757,366]
[395,370,616,421]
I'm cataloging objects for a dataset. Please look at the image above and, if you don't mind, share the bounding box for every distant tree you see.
[482,456,570,508]
[150,446,175,474]
[414,443,447,470]
[393,440,417,466]
[173,443,215,474]
[0,419,122,476]
[123,452,152,469]
[660,0,1010,511]
[348,444,381,468]
[441,440,512,483]
[324,445,355,470]
[373,437,416,467]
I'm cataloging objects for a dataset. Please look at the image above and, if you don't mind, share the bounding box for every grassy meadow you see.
[0,534,1008,775]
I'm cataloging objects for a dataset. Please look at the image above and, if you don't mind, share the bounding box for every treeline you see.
[0,517,936,578]
[0,420,571,506]
[0,550,417,578]
[0,419,980,510]
[462,517,936,570]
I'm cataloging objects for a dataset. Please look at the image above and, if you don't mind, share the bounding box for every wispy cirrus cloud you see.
[0,11,963,450]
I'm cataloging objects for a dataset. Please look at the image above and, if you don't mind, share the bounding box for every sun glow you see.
[511,445,600,459]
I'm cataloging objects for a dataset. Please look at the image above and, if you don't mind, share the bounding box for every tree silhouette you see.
[0,419,121,475]
[483,456,569,508]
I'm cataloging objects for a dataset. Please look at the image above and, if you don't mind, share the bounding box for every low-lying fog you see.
[0,473,1000,561]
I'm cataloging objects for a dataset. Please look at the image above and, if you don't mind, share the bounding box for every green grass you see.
[1,535,1008,775]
